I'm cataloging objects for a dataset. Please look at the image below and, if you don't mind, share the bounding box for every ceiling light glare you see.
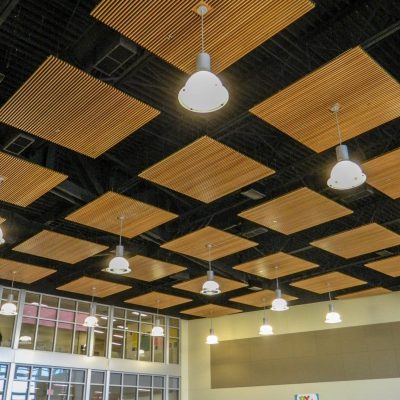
[259,317,274,335]
[325,303,342,324]
[206,328,219,345]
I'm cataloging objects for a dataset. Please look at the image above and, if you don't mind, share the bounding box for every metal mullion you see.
[106,306,113,359]
[13,289,26,349]
[165,318,170,365]
[53,303,61,353]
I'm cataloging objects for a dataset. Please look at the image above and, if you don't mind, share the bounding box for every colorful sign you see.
[294,394,319,400]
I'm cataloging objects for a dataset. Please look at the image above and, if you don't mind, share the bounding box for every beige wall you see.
[183,292,400,400]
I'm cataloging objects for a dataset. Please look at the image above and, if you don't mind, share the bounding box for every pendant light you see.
[259,300,273,335]
[0,271,17,316]
[151,300,165,337]
[0,225,5,245]
[106,216,131,274]
[201,244,221,295]
[325,287,342,324]
[83,287,99,328]
[271,267,289,312]
[206,318,218,345]
[178,4,229,113]
[327,103,366,190]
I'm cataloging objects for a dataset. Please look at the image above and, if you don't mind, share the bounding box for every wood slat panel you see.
[250,47,400,152]
[336,287,391,300]
[0,258,56,284]
[233,252,318,279]
[91,0,314,74]
[0,218,6,224]
[238,188,352,235]
[124,291,191,309]
[57,276,131,298]
[65,192,177,238]
[362,148,400,199]
[173,275,247,294]
[311,223,400,259]
[230,289,297,308]
[290,272,366,294]
[139,136,274,203]
[161,226,257,261]
[13,230,108,264]
[0,152,67,207]
[365,256,400,277]
[0,56,160,158]
[180,303,241,318]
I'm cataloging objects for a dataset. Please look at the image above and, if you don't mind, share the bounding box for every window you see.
[89,371,105,400]
[168,377,180,400]
[168,318,180,364]
[0,364,8,400]
[0,288,18,348]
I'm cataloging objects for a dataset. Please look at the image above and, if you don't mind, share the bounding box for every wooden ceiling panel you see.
[238,187,352,235]
[336,287,391,300]
[91,0,314,74]
[233,252,318,279]
[180,303,241,318]
[0,258,56,284]
[57,277,131,298]
[65,192,177,238]
[13,230,108,264]
[161,226,258,261]
[250,47,400,152]
[173,275,247,294]
[0,152,67,207]
[124,291,192,309]
[311,223,400,259]
[365,256,400,277]
[230,289,297,308]
[139,136,274,203]
[290,272,366,294]
[0,218,5,224]
[0,56,159,158]
[362,148,400,199]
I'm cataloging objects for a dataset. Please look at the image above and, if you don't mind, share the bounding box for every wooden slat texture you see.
[180,303,241,318]
[13,230,108,264]
[362,148,400,199]
[0,218,6,224]
[233,252,318,279]
[365,256,400,277]
[173,275,247,294]
[91,0,314,74]
[230,289,297,308]
[65,192,177,238]
[161,226,257,261]
[124,291,191,309]
[239,188,352,235]
[311,223,400,259]
[290,272,366,294]
[57,276,131,298]
[0,56,160,158]
[139,136,274,203]
[0,152,67,207]
[250,47,400,152]
[336,287,391,300]
[0,258,56,284]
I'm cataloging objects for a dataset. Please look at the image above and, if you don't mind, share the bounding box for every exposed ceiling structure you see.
[0,0,399,319]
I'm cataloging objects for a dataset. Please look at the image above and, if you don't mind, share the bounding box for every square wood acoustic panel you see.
[0,56,160,158]
[0,218,5,224]
[173,275,247,294]
[311,223,400,259]
[362,148,400,199]
[124,291,191,309]
[57,277,131,298]
[0,152,67,207]
[161,226,258,261]
[238,188,352,235]
[233,252,318,279]
[139,136,274,203]
[336,287,391,300]
[180,303,241,318]
[230,289,297,308]
[65,191,177,238]
[0,258,56,284]
[91,0,314,74]
[13,230,108,264]
[290,272,366,294]
[365,256,400,277]
[250,47,400,152]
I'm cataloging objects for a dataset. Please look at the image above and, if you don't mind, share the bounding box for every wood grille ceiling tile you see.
[160,226,258,261]
[173,275,247,294]
[362,148,400,199]
[91,0,314,74]
[0,258,56,284]
[238,188,352,235]
[13,230,108,264]
[365,256,400,277]
[0,152,67,207]
[0,56,160,158]
[233,252,318,279]
[124,291,191,309]
[139,136,274,203]
[180,303,241,318]
[310,223,400,259]
[230,289,297,308]
[336,287,391,300]
[57,276,131,298]
[0,218,6,224]
[290,272,367,294]
[65,192,177,238]
[250,47,400,152]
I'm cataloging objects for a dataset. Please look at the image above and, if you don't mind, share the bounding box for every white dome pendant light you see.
[327,103,366,190]
[0,226,5,245]
[201,244,221,295]
[271,267,289,312]
[0,270,18,316]
[206,318,218,345]
[178,4,229,113]
[106,215,131,274]
[83,287,99,328]
[325,286,342,324]
[259,300,273,335]
[151,299,165,337]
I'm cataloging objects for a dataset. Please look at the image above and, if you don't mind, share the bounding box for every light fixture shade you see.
[0,226,5,245]
[206,328,219,344]
[201,270,221,296]
[106,245,131,274]
[271,289,289,312]
[0,293,17,316]
[325,303,342,324]
[151,319,165,337]
[19,335,32,344]
[259,317,273,335]
[83,314,99,328]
